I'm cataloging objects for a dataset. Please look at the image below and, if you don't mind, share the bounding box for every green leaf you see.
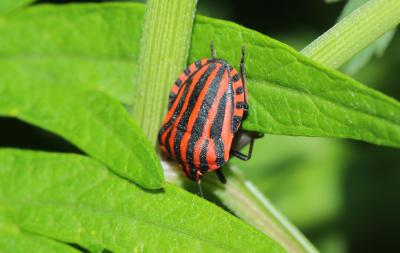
[0,0,34,14]
[1,2,399,148]
[0,222,80,253]
[0,83,163,189]
[337,0,397,75]
[0,149,286,253]
[190,15,400,148]
[0,3,143,105]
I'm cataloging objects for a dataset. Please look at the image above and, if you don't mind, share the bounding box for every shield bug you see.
[158,42,261,184]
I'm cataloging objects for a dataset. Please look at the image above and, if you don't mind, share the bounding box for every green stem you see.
[132,0,198,144]
[302,0,400,69]
[212,167,318,253]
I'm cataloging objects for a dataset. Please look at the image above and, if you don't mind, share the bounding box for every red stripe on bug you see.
[158,44,260,183]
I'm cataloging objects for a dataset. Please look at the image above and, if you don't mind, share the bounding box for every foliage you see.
[0,149,284,253]
[0,0,399,252]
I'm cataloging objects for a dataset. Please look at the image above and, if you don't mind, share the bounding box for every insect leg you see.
[210,41,216,59]
[215,169,227,184]
[230,132,263,161]
[240,46,249,118]
[230,138,254,161]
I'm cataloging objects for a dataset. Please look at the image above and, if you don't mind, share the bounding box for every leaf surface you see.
[0,0,34,14]
[0,222,79,253]
[190,16,400,147]
[0,149,286,253]
[0,83,163,189]
[0,3,142,104]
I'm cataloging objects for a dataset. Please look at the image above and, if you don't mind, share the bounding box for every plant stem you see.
[212,167,319,253]
[302,0,400,69]
[132,0,197,144]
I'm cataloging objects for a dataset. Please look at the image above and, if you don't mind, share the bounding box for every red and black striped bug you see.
[158,43,261,184]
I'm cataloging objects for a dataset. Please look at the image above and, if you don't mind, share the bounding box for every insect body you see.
[159,43,256,182]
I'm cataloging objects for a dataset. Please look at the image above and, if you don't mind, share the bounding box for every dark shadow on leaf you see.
[67,243,90,253]
[0,117,83,154]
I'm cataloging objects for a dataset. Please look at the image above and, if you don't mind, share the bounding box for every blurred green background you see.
[0,1,399,253]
